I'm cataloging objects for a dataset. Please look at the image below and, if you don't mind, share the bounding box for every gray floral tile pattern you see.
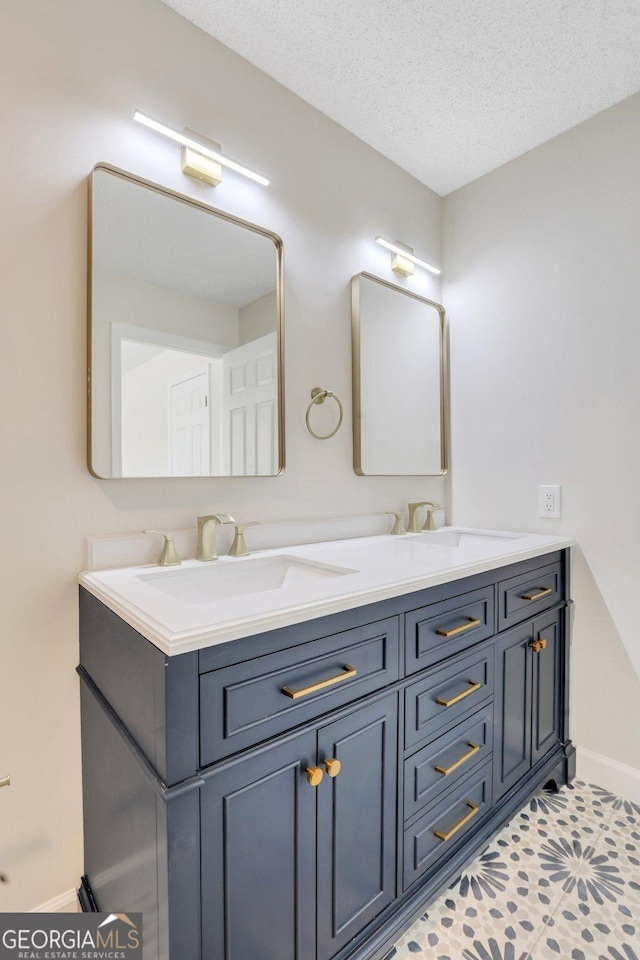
[390,780,640,960]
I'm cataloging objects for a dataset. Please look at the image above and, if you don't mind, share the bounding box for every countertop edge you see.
[79,537,575,657]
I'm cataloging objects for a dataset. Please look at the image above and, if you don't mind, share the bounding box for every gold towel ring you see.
[305,387,344,440]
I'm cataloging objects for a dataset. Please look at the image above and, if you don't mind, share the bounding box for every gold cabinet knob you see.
[539,637,548,650]
[323,758,341,778]
[529,640,542,653]
[306,766,324,787]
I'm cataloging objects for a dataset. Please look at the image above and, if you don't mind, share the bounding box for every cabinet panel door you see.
[531,609,562,766]
[200,731,317,960]
[494,625,533,801]
[317,695,398,960]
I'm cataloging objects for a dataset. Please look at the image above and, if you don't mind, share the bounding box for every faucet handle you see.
[386,512,406,536]
[422,503,442,532]
[407,501,438,533]
[228,521,259,558]
[144,530,181,567]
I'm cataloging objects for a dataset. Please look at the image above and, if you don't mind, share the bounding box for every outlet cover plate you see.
[538,484,561,519]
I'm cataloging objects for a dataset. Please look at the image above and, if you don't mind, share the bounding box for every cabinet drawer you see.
[200,617,400,765]
[405,645,494,752]
[498,562,562,631]
[403,760,492,891]
[405,586,495,675]
[404,704,493,822]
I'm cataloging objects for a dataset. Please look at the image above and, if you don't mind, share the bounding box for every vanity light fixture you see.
[375,236,441,276]
[133,111,270,187]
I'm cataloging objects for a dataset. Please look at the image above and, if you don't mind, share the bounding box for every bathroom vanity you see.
[77,529,574,960]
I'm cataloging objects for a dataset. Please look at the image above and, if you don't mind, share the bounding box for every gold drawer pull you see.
[434,801,479,842]
[306,766,324,787]
[522,586,553,601]
[436,617,481,638]
[435,742,480,776]
[282,664,357,699]
[436,679,481,708]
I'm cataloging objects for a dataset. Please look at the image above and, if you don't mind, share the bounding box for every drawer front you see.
[405,645,495,752]
[405,586,495,675]
[498,562,562,631]
[403,760,492,891]
[404,704,493,822]
[200,617,400,765]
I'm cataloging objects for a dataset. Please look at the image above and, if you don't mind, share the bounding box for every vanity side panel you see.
[79,588,198,784]
[80,682,161,960]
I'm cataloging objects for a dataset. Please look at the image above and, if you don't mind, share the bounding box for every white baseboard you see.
[577,746,640,804]
[30,888,79,913]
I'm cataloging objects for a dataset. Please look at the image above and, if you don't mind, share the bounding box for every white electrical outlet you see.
[538,485,561,519]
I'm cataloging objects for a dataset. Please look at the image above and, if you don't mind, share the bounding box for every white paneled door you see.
[222,332,277,475]
[170,369,210,476]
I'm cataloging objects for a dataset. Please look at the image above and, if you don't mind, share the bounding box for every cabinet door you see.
[531,609,562,766]
[494,625,533,801]
[317,695,398,960]
[200,730,317,960]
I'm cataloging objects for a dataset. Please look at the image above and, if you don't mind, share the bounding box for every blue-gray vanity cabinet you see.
[78,548,573,960]
[200,695,398,960]
[493,608,563,801]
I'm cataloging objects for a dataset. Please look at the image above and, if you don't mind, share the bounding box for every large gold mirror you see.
[351,272,447,476]
[89,165,284,478]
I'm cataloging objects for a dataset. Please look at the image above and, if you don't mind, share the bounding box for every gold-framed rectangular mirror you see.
[351,272,447,476]
[88,164,284,478]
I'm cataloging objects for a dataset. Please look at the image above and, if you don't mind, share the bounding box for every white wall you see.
[0,0,443,909]
[239,290,277,345]
[443,94,640,776]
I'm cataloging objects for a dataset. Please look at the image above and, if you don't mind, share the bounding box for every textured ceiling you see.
[161,0,640,195]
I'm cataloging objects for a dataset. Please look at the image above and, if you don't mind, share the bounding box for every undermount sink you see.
[408,528,524,548]
[137,555,357,605]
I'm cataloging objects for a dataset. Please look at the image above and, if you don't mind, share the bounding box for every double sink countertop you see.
[79,527,575,656]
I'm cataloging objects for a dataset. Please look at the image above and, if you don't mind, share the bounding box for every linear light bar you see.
[133,111,270,186]
[375,236,440,276]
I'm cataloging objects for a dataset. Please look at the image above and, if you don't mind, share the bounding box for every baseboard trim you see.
[30,888,79,913]
[577,746,640,804]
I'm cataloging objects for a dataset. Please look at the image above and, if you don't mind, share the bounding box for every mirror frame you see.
[351,271,448,477]
[87,163,285,479]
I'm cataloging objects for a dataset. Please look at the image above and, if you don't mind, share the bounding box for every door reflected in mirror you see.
[351,273,447,476]
[89,165,284,478]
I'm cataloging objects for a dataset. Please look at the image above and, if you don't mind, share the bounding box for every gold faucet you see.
[143,530,181,566]
[386,511,407,535]
[407,501,439,533]
[196,514,235,561]
[228,521,259,558]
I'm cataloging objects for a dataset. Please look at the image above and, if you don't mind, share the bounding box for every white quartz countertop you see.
[78,527,574,656]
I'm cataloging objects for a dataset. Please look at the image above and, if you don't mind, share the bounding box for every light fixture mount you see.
[375,236,440,276]
[133,111,269,187]
[181,129,223,187]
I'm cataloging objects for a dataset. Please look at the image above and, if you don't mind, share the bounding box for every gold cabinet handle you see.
[436,617,481,638]
[434,742,480,776]
[434,801,479,842]
[306,766,324,787]
[323,758,341,778]
[436,679,481,708]
[530,638,548,654]
[282,665,357,700]
[522,587,553,601]
[0,777,10,789]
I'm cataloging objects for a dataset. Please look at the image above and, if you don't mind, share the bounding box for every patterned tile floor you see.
[386,780,640,960]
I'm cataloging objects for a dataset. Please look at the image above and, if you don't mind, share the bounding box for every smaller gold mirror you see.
[351,272,447,476]
[89,165,284,478]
